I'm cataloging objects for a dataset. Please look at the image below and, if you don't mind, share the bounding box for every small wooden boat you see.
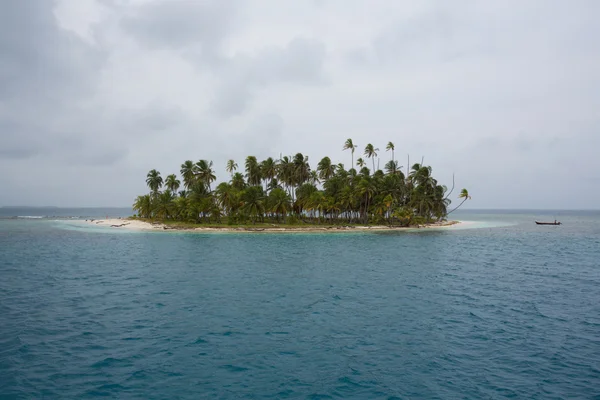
[535,221,561,225]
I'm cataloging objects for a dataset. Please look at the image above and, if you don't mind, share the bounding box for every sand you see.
[81,218,462,233]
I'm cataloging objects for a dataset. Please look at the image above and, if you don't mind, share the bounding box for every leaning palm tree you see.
[386,141,395,162]
[146,169,163,195]
[364,143,379,172]
[343,139,356,167]
[165,174,181,194]
[447,189,471,215]
[226,159,238,177]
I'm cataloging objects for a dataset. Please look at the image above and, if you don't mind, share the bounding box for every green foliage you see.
[136,142,467,226]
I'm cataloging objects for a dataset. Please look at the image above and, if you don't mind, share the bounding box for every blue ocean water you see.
[1,210,599,399]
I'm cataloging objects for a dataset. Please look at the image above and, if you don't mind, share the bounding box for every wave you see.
[16,216,45,219]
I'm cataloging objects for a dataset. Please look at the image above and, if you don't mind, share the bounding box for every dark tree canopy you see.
[134,141,469,226]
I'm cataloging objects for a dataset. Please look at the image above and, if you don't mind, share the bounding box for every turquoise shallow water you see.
[1,210,599,398]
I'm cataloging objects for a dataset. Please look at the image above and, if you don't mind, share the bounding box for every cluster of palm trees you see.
[134,140,470,225]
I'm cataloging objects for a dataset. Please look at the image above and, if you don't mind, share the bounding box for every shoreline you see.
[78,218,462,233]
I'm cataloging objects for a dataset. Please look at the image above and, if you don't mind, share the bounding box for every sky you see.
[1,0,599,209]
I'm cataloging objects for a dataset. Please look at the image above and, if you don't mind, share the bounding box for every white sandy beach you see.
[80,218,463,233]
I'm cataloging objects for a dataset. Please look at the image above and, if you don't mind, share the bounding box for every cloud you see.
[211,38,327,116]
[121,0,237,58]
[0,130,39,160]
[0,1,103,98]
[0,0,599,208]
[239,113,285,156]
[0,0,110,167]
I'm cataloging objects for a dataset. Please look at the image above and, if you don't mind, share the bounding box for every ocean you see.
[1,209,599,398]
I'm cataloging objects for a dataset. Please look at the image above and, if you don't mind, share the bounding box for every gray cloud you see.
[118,1,327,116]
[0,0,599,208]
[121,0,237,59]
[114,102,185,133]
[0,0,111,167]
[211,38,327,116]
[0,130,39,159]
[0,1,103,97]
[239,113,285,155]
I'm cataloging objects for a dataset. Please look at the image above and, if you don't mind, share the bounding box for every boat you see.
[535,221,561,225]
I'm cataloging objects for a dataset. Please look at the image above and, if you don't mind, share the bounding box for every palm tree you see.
[385,160,402,175]
[364,143,379,172]
[343,139,356,167]
[296,183,318,215]
[135,145,462,225]
[196,160,216,192]
[268,188,291,222]
[267,178,282,192]
[432,184,450,220]
[386,141,395,162]
[317,156,336,182]
[146,169,163,195]
[173,196,189,220]
[154,190,175,219]
[180,161,196,189]
[245,156,262,186]
[241,186,264,223]
[308,191,325,222]
[165,174,181,194]
[293,153,310,189]
[133,194,153,218]
[260,157,277,191]
[447,189,471,215]
[226,159,238,177]
[357,176,376,223]
[231,172,246,190]
[383,194,394,223]
[408,163,422,184]
[215,182,235,214]
[277,156,294,197]
[308,170,320,186]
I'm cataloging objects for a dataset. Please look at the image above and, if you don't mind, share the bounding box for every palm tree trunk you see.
[446,198,468,215]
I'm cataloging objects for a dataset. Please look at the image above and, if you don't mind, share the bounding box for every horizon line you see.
[2,206,600,211]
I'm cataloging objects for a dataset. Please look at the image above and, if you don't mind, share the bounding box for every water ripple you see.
[1,215,600,398]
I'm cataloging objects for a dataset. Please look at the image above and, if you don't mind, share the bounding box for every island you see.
[123,140,470,232]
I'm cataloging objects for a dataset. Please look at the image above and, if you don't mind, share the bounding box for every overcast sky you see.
[1,0,599,209]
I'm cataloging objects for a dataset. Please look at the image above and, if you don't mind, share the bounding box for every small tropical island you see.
[122,140,470,232]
